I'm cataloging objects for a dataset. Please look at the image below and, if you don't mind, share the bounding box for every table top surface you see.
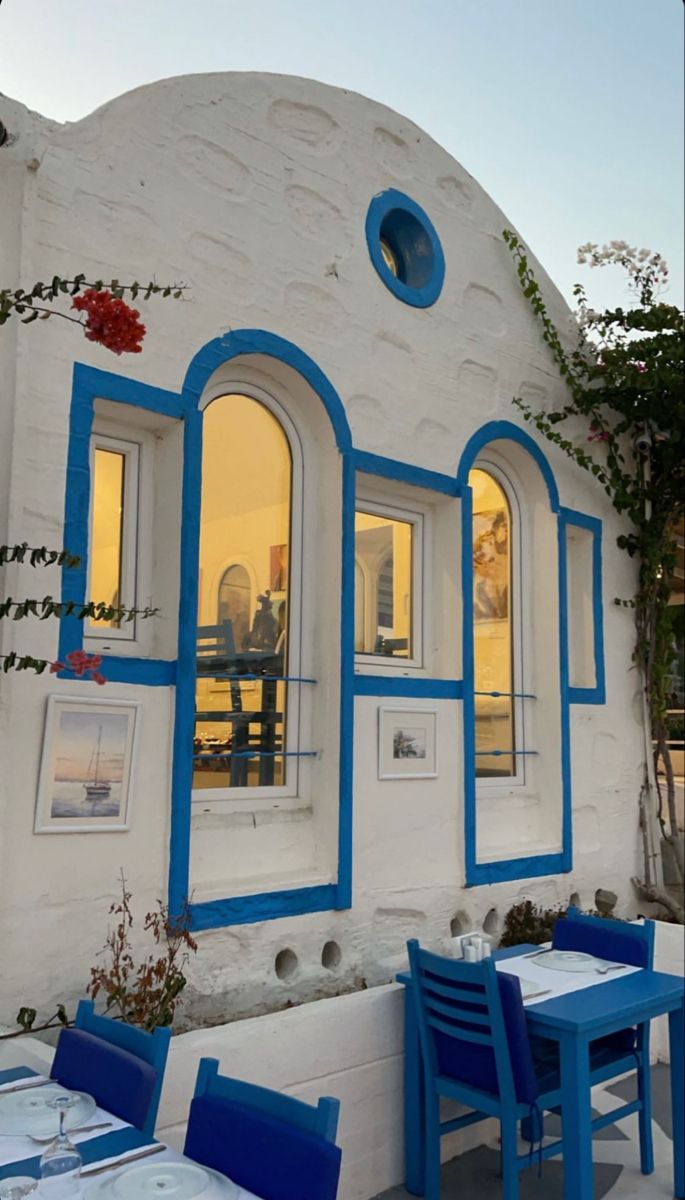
[397,943,684,1036]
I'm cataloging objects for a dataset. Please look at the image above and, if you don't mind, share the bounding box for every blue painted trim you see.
[365,189,445,308]
[58,362,182,682]
[353,450,459,497]
[189,884,339,931]
[168,408,202,920]
[169,331,354,925]
[180,329,352,452]
[455,419,560,513]
[336,452,356,910]
[354,676,463,700]
[560,507,606,705]
[72,362,185,419]
[466,851,568,887]
[459,423,571,885]
[557,512,574,874]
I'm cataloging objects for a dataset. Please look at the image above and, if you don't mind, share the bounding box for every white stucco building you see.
[0,72,645,1037]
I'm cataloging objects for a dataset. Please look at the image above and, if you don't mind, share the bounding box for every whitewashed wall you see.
[0,74,645,1029]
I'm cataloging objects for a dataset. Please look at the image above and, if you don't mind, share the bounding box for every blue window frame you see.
[365,189,445,308]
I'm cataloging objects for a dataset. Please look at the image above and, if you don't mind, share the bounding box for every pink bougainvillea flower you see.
[72,289,146,355]
[588,421,611,443]
[52,649,106,683]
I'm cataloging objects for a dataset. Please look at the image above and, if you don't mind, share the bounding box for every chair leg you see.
[637,1025,654,1175]
[424,1089,442,1200]
[500,1115,520,1200]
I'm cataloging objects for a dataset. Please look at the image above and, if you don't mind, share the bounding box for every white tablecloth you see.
[496,952,641,1005]
[0,1099,130,1169]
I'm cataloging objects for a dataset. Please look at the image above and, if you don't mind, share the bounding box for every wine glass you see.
[39,1095,82,1197]
[0,1178,38,1200]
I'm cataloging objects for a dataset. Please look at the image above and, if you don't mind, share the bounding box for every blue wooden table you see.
[397,944,685,1199]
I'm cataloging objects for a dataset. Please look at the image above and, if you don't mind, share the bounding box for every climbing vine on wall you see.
[503,232,684,921]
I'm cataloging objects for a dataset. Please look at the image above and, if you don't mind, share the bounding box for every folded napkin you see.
[0,1071,47,1094]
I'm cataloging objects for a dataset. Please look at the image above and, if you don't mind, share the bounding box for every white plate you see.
[0,1086,95,1137]
[533,950,607,973]
[86,1162,238,1200]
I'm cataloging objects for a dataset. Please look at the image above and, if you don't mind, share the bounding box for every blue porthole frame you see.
[365,189,445,308]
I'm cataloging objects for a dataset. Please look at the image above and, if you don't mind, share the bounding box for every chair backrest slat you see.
[423,992,492,1027]
[421,976,489,1005]
[426,1013,495,1045]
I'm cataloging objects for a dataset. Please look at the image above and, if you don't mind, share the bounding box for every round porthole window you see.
[365,189,445,308]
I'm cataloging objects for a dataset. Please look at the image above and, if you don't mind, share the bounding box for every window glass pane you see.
[194,395,291,791]
[355,510,412,657]
[470,469,515,777]
[90,448,125,628]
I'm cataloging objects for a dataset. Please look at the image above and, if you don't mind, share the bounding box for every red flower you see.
[52,649,106,683]
[72,289,146,355]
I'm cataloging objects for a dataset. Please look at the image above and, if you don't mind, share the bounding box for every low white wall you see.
[651,919,685,1064]
[157,983,496,1200]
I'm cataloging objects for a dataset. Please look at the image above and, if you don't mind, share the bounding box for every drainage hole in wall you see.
[483,908,499,938]
[275,948,298,980]
[450,912,469,938]
[321,940,341,971]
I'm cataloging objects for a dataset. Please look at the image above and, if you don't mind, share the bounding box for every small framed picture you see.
[35,696,139,833]
[378,707,438,780]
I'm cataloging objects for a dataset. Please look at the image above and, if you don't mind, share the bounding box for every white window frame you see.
[191,381,304,813]
[84,433,140,645]
[472,457,527,793]
[353,496,424,670]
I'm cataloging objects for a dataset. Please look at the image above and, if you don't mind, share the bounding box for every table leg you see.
[403,988,425,1196]
[559,1032,593,1200]
[669,1000,684,1200]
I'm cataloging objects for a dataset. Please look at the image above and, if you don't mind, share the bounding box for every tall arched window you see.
[194,393,294,794]
[469,467,519,779]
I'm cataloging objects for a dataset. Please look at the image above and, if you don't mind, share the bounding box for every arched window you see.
[469,467,520,779]
[194,393,294,794]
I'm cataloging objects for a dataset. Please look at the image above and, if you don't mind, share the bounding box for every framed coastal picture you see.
[378,707,438,780]
[35,696,139,833]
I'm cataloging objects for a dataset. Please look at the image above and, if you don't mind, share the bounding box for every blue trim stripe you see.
[190,883,339,932]
[337,453,356,911]
[168,408,203,920]
[353,450,459,497]
[560,507,606,705]
[181,329,352,452]
[456,420,560,513]
[58,363,181,686]
[458,422,572,885]
[354,676,463,699]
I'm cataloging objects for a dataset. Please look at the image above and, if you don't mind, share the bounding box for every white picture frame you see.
[34,695,139,833]
[378,706,438,780]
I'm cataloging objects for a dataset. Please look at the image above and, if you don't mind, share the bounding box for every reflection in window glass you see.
[194,395,291,792]
[90,448,125,628]
[355,510,412,657]
[470,468,515,777]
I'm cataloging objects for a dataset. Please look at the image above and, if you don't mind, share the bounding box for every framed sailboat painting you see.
[35,696,139,833]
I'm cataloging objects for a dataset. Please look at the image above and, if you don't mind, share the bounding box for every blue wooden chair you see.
[407,935,655,1199]
[549,905,656,1170]
[50,1000,170,1135]
[183,1057,342,1200]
